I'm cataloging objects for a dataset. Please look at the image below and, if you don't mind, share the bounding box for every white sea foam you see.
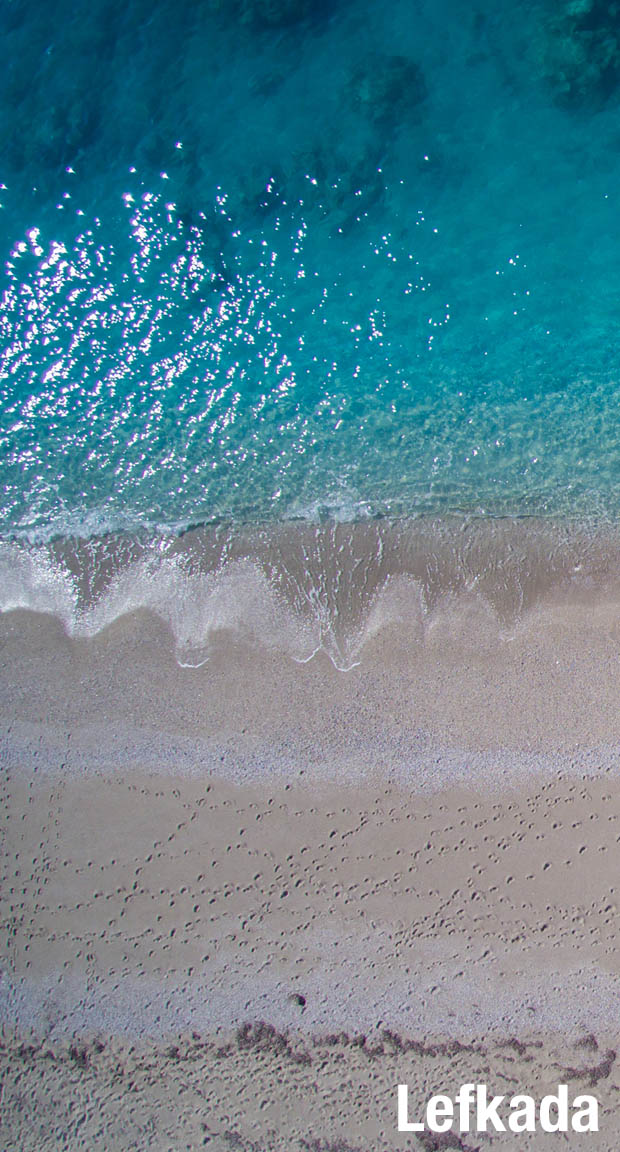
[0,540,425,673]
[0,541,362,668]
[0,541,77,624]
[84,555,321,665]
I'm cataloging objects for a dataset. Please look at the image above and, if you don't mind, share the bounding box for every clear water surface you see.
[3,0,620,540]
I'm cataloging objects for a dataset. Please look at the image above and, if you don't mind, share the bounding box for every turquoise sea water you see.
[3,0,620,541]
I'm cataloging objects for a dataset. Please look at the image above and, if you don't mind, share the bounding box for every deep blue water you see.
[3,0,620,539]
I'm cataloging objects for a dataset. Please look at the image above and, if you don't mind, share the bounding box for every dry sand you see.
[3,569,620,1148]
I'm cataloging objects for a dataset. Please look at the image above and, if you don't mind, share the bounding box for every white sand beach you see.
[3,549,620,1147]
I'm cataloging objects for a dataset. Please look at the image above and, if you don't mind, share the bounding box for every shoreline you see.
[4,579,620,766]
[4,514,620,677]
[6,511,620,612]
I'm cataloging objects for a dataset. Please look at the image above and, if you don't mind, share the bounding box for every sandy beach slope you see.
[3,566,620,1148]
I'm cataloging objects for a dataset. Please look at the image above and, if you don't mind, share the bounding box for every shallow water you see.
[3,0,620,543]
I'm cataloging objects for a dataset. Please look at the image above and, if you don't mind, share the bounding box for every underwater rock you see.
[534,0,620,104]
[5,90,101,173]
[348,53,427,128]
